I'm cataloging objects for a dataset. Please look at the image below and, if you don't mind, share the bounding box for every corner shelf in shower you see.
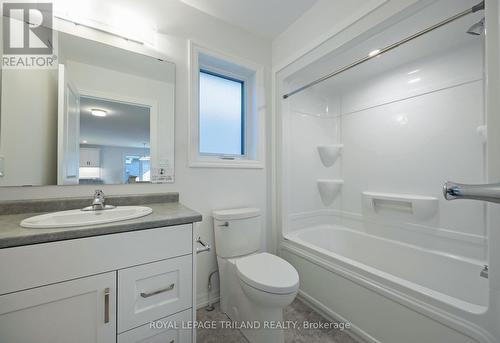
[317,179,344,205]
[317,144,343,167]
[362,191,438,220]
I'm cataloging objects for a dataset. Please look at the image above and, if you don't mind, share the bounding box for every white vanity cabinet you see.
[0,272,116,343]
[0,224,197,343]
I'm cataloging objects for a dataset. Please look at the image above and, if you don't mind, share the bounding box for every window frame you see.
[188,41,265,169]
[198,68,246,157]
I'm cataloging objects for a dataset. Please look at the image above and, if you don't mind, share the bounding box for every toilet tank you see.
[213,208,261,258]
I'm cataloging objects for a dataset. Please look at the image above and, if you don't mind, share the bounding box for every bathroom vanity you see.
[0,193,202,343]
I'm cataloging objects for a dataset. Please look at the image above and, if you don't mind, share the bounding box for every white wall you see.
[0,4,271,308]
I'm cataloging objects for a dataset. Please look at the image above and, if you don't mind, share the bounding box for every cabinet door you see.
[117,308,192,343]
[0,272,116,343]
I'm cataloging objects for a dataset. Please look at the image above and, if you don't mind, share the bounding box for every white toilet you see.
[212,208,299,343]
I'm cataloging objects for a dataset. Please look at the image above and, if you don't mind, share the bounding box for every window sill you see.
[188,158,264,169]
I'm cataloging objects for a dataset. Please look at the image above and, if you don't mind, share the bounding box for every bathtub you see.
[281,225,494,343]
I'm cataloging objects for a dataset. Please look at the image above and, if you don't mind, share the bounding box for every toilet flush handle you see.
[218,221,229,227]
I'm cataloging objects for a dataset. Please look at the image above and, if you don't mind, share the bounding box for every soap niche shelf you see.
[362,192,438,220]
[317,179,344,205]
[317,144,343,167]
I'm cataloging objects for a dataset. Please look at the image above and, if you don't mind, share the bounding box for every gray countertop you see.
[0,202,202,249]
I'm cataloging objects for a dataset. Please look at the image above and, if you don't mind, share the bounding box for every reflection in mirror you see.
[78,97,151,185]
[0,31,175,187]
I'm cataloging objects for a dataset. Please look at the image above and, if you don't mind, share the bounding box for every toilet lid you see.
[236,253,299,294]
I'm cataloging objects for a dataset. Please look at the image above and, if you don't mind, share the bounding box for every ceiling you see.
[54,0,319,40]
[178,0,319,38]
[80,97,150,148]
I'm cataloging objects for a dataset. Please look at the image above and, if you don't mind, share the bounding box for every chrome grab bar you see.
[443,181,500,204]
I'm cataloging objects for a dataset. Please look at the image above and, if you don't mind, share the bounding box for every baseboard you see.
[297,290,379,343]
[196,289,220,310]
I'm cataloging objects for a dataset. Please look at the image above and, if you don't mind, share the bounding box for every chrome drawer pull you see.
[104,287,110,324]
[140,283,175,298]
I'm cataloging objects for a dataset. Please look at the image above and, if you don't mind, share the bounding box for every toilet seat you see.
[236,253,299,294]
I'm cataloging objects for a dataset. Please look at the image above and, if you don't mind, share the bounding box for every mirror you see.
[0,31,175,186]
[78,97,151,185]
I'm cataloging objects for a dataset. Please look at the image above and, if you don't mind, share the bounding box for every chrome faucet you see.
[82,190,115,211]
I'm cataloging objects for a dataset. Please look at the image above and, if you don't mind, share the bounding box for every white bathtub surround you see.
[277,0,498,342]
[282,2,487,259]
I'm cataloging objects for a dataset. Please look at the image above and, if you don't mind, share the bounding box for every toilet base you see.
[217,256,297,343]
[224,287,286,343]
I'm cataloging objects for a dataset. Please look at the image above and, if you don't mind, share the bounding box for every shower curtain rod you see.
[282,1,485,100]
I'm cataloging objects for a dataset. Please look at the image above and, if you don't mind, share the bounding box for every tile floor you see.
[196,299,359,343]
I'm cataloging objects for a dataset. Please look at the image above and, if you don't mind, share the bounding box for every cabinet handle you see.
[104,287,110,324]
[140,283,175,298]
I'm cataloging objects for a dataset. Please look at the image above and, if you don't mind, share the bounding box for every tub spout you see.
[443,181,500,204]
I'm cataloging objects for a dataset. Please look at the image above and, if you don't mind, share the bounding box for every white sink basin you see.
[20,206,153,229]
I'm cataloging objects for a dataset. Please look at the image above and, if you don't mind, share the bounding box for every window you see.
[199,70,244,156]
[189,42,264,168]
[124,155,150,183]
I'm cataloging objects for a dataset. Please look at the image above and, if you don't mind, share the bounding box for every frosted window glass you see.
[199,70,244,155]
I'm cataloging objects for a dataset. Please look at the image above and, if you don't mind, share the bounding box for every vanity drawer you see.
[118,255,192,333]
[117,308,192,343]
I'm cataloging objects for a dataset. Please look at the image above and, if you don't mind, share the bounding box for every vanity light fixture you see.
[91,109,107,117]
[54,16,146,46]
